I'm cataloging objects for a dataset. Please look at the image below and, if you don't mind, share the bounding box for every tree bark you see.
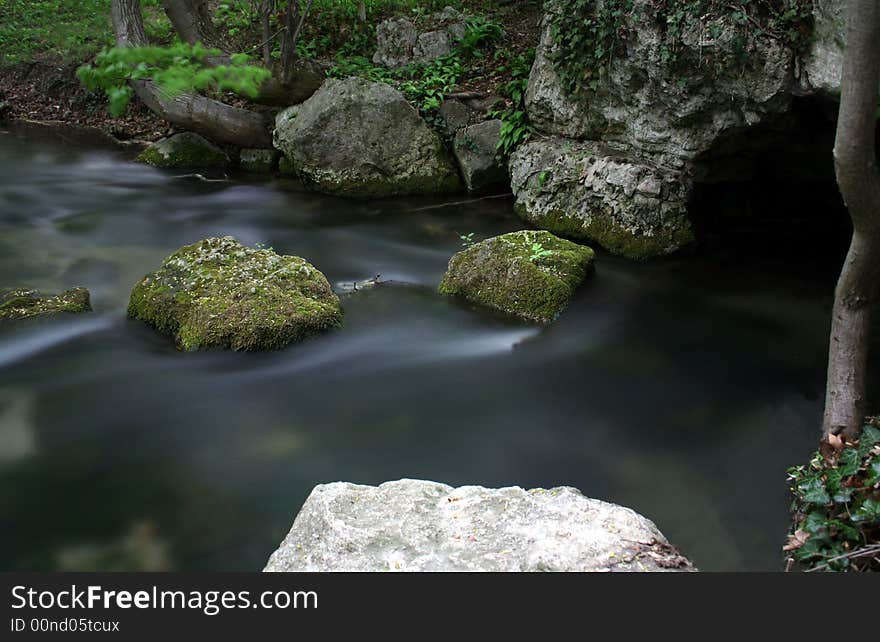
[160,0,318,106]
[160,0,221,48]
[823,0,880,440]
[112,0,273,148]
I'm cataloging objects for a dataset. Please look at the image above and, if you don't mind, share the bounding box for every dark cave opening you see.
[687,96,853,277]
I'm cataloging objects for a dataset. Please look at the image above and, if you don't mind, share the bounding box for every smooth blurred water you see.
[0,127,866,571]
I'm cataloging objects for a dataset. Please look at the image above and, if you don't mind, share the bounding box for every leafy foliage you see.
[549,0,813,96]
[76,43,271,117]
[328,14,501,113]
[488,48,535,156]
[785,422,880,572]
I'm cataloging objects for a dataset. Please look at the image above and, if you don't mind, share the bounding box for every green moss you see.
[277,156,297,176]
[127,237,342,351]
[136,133,228,169]
[298,163,462,199]
[0,287,91,321]
[515,202,694,261]
[239,149,278,173]
[438,230,594,324]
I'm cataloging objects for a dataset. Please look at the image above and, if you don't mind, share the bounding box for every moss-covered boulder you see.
[1,287,91,322]
[136,133,229,169]
[128,237,342,351]
[438,230,594,324]
[273,77,461,197]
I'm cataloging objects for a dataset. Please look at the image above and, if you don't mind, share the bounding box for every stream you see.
[0,127,867,571]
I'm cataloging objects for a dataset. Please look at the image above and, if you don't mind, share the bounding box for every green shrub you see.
[785,421,880,572]
[76,43,271,116]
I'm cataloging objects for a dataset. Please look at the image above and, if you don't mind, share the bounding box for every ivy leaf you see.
[800,478,831,505]
[853,498,880,523]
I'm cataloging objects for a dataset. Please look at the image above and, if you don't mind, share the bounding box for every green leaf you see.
[800,478,831,505]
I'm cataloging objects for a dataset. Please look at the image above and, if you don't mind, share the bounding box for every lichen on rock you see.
[510,138,694,260]
[264,479,695,572]
[136,132,229,169]
[127,237,342,351]
[0,287,91,322]
[438,229,594,324]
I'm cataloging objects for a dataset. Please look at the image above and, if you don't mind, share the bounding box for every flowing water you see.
[0,126,869,571]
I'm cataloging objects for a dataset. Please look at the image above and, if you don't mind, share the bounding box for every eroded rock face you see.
[453,119,508,193]
[128,237,341,351]
[438,229,594,324]
[526,0,795,161]
[514,0,849,259]
[273,78,461,197]
[802,0,846,98]
[510,138,694,260]
[0,287,91,322]
[264,479,695,572]
[136,132,228,168]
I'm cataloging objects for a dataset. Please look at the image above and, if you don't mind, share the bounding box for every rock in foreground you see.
[273,78,460,197]
[0,287,91,322]
[128,237,341,351]
[439,230,594,324]
[264,479,694,572]
[136,132,228,169]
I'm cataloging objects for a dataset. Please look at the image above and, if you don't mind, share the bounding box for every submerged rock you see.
[128,237,341,351]
[509,138,694,260]
[239,148,279,173]
[273,78,460,197]
[438,229,594,324]
[0,287,91,322]
[264,479,695,572]
[453,119,508,193]
[136,132,228,169]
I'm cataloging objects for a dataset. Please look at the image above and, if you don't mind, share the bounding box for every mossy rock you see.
[438,230,594,324]
[240,148,279,173]
[136,132,229,169]
[128,237,342,351]
[0,287,91,322]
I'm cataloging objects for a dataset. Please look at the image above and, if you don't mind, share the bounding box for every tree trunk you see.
[260,0,273,67]
[823,0,880,440]
[160,0,318,106]
[160,0,221,48]
[112,0,273,148]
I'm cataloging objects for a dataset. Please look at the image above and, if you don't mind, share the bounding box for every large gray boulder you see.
[510,138,694,260]
[273,78,461,197]
[452,119,508,193]
[264,479,695,572]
